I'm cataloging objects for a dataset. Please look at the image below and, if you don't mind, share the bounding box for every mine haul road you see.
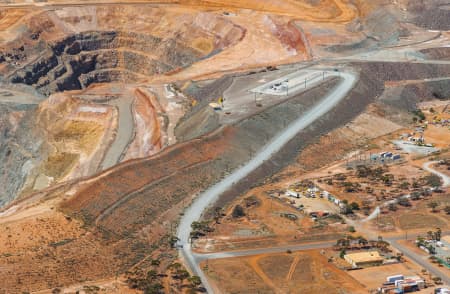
[176,69,358,293]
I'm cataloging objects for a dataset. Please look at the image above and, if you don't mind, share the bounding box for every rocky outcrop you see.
[2,31,208,95]
[0,105,46,206]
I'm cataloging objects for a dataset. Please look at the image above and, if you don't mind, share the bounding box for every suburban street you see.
[176,69,358,293]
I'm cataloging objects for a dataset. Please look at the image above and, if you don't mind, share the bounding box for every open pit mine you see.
[0,1,449,293]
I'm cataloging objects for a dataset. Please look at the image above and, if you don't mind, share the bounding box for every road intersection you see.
[177,69,358,293]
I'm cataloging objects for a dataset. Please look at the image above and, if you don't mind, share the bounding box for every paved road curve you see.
[100,95,135,170]
[176,70,358,293]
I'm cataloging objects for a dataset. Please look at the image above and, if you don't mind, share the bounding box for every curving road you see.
[423,161,450,187]
[176,69,358,293]
[99,95,135,170]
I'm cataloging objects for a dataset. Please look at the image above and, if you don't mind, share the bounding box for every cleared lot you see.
[205,250,366,294]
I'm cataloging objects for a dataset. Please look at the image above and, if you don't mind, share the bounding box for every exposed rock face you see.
[0,8,246,206]
[0,7,246,95]
[0,105,45,206]
[3,31,203,95]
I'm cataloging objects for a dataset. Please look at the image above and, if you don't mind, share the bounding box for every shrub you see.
[232,205,245,218]
[425,174,442,187]
[398,198,411,207]
[349,202,360,210]
[399,181,410,190]
[428,201,440,213]
[412,109,426,121]
[445,205,450,215]
[410,192,421,200]
[388,203,397,211]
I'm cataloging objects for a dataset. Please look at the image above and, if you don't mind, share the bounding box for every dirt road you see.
[100,95,135,170]
[176,69,357,293]
[193,241,335,262]
[364,160,450,222]
[423,161,450,187]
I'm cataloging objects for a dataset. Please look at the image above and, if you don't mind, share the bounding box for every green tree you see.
[177,269,190,281]
[168,262,182,271]
[410,191,421,200]
[357,236,368,245]
[428,201,440,213]
[144,283,163,294]
[213,207,223,224]
[350,202,360,210]
[188,276,202,288]
[388,203,397,211]
[425,174,442,187]
[435,228,442,241]
[146,270,158,281]
[399,181,410,190]
[445,205,450,215]
[398,198,411,207]
[168,235,179,248]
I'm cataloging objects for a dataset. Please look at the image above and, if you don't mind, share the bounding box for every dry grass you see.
[205,250,366,293]
[398,213,447,230]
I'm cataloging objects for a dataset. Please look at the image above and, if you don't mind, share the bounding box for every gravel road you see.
[176,69,358,293]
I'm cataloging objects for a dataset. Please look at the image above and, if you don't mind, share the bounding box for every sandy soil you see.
[196,189,347,253]
[204,249,366,294]
[162,11,308,82]
[349,262,432,292]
